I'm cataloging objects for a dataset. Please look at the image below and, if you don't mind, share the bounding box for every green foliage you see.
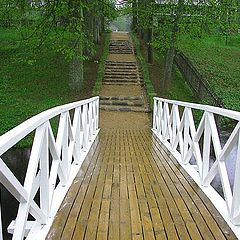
[132,34,156,109]
[92,33,110,95]
[0,0,117,60]
[0,27,81,147]
[134,0,240,53]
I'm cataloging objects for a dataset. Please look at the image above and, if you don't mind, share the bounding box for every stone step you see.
[102,82,143,86]
[109,51,133,54]
[104,72,142,76]
[100,105,151,113]
[104,78,140,82]
[105,69,141,73]
[104,74,139,79]
[109,46,133,49]
[105,61,137,66]
[100,99,144,107]
[104,75,141,79]
[100,96,142,101]
[105,66,137,70]
[109,48,133,51]
[109,42,132,45]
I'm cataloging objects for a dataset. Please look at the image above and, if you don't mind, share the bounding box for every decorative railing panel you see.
[0,97,99,240]
[153,97,240,232]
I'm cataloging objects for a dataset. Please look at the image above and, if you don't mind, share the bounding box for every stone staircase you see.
[100,34,150,113]
[100,95,149,112]
[109,40,134,54]
[103,61,143,85]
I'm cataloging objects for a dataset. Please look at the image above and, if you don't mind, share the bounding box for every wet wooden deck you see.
[46,129,237,240]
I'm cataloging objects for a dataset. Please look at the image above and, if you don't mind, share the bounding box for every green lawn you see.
[179,34,240,111]
[0,27,86,143]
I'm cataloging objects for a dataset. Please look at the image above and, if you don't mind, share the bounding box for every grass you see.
[133,34,196,106]
[0,27,96,147]
[178,34,240,111]
[154,53,197,103]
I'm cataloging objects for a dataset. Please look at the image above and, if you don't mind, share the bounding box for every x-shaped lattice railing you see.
[153,97,240,227]
[0,97,99,240]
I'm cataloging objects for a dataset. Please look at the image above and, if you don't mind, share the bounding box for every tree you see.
[133,0,240,93]
[1,0,117,91]
[217,0,239,45]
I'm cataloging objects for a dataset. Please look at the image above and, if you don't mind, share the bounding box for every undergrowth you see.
[131,34,156,109]
[92,33,110,95]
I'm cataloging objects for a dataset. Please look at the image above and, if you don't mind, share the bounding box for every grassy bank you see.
[0,27,103,146]
[92,33,110,95]
[179,34,240,111]
[131,34,156,108]
[133,34,196,105]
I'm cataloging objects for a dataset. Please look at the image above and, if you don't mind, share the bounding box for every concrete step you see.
[102,82,143,86]
[105,69,141,73]
[105,61,137,66]
[109,51,133,54]
[104,75,139,80]
[105,67,138,71]
[103,78,141,82]
[104,71,140,74]
[100,99,144,107]
[100,96,142,101]
[100,105,151,113]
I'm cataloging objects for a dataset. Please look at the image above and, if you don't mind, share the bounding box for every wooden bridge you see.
[0,32,240,239]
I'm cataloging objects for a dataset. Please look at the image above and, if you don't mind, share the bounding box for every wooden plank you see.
[126,130,156,240]
[130,130,179,240]
[125,130,143,240]
[46,136,101,240]
[47,129,237,240]
[140,130,205,239]
[128,130,167,240]
[71,131,114,240]
[84,130,113,240]
[119,130,132,239]
[142,130,236,240]
[96,130,115,240]
[109,129,120,240]
[150,132,237,240]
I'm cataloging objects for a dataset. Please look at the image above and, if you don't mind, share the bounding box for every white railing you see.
[153,97,240,236]
[0,97,99,240]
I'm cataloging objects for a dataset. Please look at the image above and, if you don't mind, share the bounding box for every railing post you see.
[0,194,3,240]
[202,112,211,183]
[40,122,50,217]
[96,97,99,130]
[82,104,89,151]
[231,130,240,221]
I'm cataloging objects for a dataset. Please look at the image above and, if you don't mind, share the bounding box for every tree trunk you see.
[147,28,153,63]
[101,16,105,33]
[69,6,84,91]
[163,47,175,91]
[163,0,184,92]
[69,41,84,91]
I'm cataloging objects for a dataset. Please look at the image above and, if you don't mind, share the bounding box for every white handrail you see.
[0,97,100,240]
[152,97,240,238]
